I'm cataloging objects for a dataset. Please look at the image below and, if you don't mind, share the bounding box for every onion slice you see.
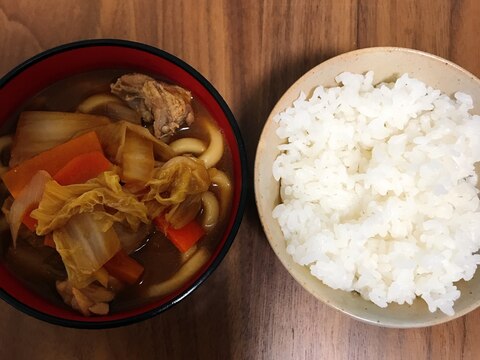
[7,170,51,247]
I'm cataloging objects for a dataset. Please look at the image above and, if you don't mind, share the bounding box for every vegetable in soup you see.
[0,70,233,316]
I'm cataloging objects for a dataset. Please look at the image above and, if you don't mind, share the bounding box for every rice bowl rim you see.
[254,46,480,328]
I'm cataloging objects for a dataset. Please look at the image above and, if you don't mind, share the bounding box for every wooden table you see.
[1,1,479,359]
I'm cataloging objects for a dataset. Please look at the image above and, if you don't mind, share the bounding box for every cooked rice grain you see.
[272,72,480,315]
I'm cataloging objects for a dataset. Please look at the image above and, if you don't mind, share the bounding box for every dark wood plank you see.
[0,0,479,359]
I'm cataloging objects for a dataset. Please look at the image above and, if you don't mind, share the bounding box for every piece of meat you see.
[71,287,94,316]
[111,73,194,138]
[89,302,109,316]
[56,280,116,316]
[80,284,115,303]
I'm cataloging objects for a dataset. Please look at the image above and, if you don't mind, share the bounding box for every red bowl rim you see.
[0,39,248,329]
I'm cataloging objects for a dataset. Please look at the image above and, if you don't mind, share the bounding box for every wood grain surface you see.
[1,1,480,359]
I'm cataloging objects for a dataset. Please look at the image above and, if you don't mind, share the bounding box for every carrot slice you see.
[154,215,205,253]
[2,131,103,198]
[104,250,144,285]
[15,151,110,234]
[53,151,112,186]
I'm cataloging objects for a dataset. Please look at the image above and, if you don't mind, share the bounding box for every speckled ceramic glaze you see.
[254,47,480,328]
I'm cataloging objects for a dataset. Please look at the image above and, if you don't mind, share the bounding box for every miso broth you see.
[0,70,233,314]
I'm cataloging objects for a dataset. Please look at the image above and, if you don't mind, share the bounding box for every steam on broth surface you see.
[0,70,233,315]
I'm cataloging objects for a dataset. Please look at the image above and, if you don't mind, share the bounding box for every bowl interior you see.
[0,41,246,327]
[255,47,480,328]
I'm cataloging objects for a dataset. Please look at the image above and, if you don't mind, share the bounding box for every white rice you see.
[272,71,480,315]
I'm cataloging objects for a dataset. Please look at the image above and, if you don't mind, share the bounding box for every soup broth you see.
[0,70,233,314]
